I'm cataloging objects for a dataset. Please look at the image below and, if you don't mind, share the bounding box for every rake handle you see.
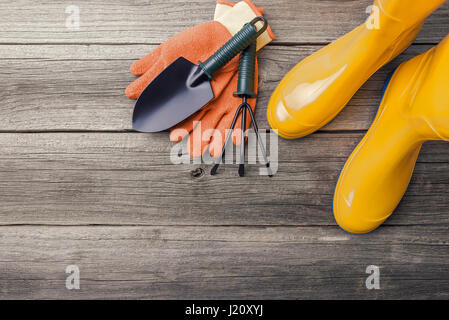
[234,41,257,97]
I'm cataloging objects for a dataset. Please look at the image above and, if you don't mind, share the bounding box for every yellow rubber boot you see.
[267,0,446,139]
[334,34,449,234]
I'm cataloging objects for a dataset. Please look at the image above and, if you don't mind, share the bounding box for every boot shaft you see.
[397,35,449,141]
[373,0,446,31]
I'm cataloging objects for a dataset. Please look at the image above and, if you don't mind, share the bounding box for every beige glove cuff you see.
[216,0,275,51]
[214,1,235,20]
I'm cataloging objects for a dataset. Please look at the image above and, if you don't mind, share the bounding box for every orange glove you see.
[125,0,275,158]
[170,1,274,158]
[126,0,273,98]
[170,63,259,158]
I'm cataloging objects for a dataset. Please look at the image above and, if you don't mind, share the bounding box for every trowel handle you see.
[234,41,257,97]
[199,17,267,79]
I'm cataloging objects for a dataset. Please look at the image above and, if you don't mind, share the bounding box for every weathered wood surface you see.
[0,44,435,131]
[1,0,449,299]
[0,132,448,227]
[1,0,448,44]
[2,225,449,300]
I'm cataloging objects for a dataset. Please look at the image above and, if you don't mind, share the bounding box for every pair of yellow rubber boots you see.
[267,0,448,233]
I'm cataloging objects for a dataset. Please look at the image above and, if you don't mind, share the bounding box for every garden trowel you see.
[132,17,267,133]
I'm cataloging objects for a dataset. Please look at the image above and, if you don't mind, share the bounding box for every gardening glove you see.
[267,0,446,139]
[334,34,449,234]
[170,63,259,158]
[126,0,274,101]
[169,0,275,158]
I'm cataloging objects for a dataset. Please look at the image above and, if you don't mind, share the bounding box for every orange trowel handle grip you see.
[199,16,267,79]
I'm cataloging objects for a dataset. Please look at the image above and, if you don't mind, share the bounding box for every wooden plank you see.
[0,0,448,44]
[1,0,448,301]
[1,225,449,299]
[0,44,433,131]
[0,132,447,226]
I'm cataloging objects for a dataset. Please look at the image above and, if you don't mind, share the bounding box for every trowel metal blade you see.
[132,57,214,133]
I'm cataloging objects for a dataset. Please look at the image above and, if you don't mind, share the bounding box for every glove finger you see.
[169,75,230,142]
[215,111,243,147]
[129,21,232,78]
[126,22,239,100]
[187,124,210,158]
[130,46,163,76]
[201,128,225,159]
[231,98,257,146]
[187,107,226,158]
[210,65,239,98]
[208,126,227,158]
[196,103,225,133]
[209,96,254,147]
[169,108,208,143]
[208,109,249,158]
[125,58,165,99]
[195,108,227,157]
[126,54,236,100]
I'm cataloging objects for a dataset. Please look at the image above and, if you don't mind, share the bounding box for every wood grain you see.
[0,132,447,227]
[1,225,449,299]
[1,0,449,300]
[0,0,448,44]
[0,44,434,131]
